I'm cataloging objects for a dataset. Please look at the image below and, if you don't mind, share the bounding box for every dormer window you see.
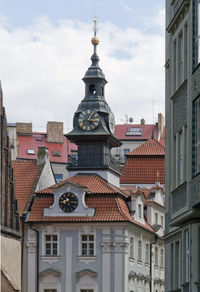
[89,84,96,95]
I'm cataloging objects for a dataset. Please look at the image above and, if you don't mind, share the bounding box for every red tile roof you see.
[36,174,121,195]
[17,133,77,163]
[12,160,42,215]
[114,124,158,140]
[27,174,154,233]
[120,157,165,184]
[126,139,165,156]
[120,139,165,184]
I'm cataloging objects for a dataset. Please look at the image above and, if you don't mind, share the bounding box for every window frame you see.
[130,236,134,259]
[138,240,142,262]
[81,234,95,256]
[45,234,58,256]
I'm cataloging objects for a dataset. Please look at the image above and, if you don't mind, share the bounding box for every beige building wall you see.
[1,236,21,291]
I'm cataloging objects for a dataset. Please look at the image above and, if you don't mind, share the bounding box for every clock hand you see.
[88,118,99,122]
[88,111,94,121]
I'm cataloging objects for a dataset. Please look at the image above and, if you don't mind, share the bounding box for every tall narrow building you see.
[165,1,200,291]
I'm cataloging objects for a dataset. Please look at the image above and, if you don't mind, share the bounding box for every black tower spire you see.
[66,18,121,172]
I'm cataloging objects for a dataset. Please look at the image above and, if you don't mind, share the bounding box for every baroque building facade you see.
[165,1,200,291]
[21,22,165,292]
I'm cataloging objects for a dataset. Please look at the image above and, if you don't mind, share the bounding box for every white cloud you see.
[0,13,164,132]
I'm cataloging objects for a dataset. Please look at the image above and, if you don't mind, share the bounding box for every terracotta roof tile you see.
[12,160,42,215]
[120,157,165,184]
[127,139,165,156]
[27,194,154,232]
[36,174,122,195]
[26,174,154,233]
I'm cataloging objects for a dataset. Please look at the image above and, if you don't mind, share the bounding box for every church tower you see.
[66,19,121,185]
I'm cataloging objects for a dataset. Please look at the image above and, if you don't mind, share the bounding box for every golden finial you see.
[91,17,99,46]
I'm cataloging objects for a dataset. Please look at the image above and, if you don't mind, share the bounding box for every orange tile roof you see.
[127,139,165,156]
[27,174,154,233]
[12,160,42,215]
[28,194,154,232]
[120,157,165,184]
[36,174,122,195]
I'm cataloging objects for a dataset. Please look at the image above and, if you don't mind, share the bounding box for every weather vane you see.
[93,17,98,37]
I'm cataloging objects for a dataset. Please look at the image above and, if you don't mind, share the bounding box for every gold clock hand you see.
[88,111,94,121]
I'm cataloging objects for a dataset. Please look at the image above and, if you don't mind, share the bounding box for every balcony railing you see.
[68,154,121,173]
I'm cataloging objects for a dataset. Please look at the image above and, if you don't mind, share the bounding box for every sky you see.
[0,0,165,132]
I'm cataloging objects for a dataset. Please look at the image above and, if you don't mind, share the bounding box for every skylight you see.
[126,127,143,136]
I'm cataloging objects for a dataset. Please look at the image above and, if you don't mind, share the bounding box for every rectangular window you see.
[161,215,164,228]
[175,241,180,289]
[80,289,94,292]
[126,127,142,136]
[27,149,35,155]
[52,150,61,156]
[44,289,57,292]
[184,230,190,282]
[138,240,142,261]
[54,173,63,183]
[145,243,150,264]
[179,130,184,184]
[193,97,200,174]
[178,31,184,85]
[130,237,134,259]
[81,235,94,256]
[171,243,174,290]
[161,248,164,268]
[45,235,58,256]
[173,40,177,92]
[155,212,158,225]
[155,246,158,266]
[138,204,142,218]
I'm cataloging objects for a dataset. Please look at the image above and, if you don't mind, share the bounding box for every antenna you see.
[153,99,155,123]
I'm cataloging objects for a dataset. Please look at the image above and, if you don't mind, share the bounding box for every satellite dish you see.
[129,117,133,123]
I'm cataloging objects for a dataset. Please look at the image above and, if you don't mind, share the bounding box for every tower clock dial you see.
[109,112,115,134]
[78,109,100,131]
[59,192,78,212]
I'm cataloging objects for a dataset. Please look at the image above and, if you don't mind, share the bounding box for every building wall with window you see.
[165,1,200,291]
[23,174,165,292]
[25,223,165,292]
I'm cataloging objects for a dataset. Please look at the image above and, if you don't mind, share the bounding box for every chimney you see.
[46,121,63,143]
[37,147,49,165]
[158,113,164,140]
[16,122,32,135]
[141,118,145,125]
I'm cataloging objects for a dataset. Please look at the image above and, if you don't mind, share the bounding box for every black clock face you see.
[59,192,78,213]
[78,109,100,131]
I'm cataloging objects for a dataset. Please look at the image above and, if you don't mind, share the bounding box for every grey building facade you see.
[165,1,200,292]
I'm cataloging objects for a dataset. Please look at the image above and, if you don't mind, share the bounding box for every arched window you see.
[89,84,96,95]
